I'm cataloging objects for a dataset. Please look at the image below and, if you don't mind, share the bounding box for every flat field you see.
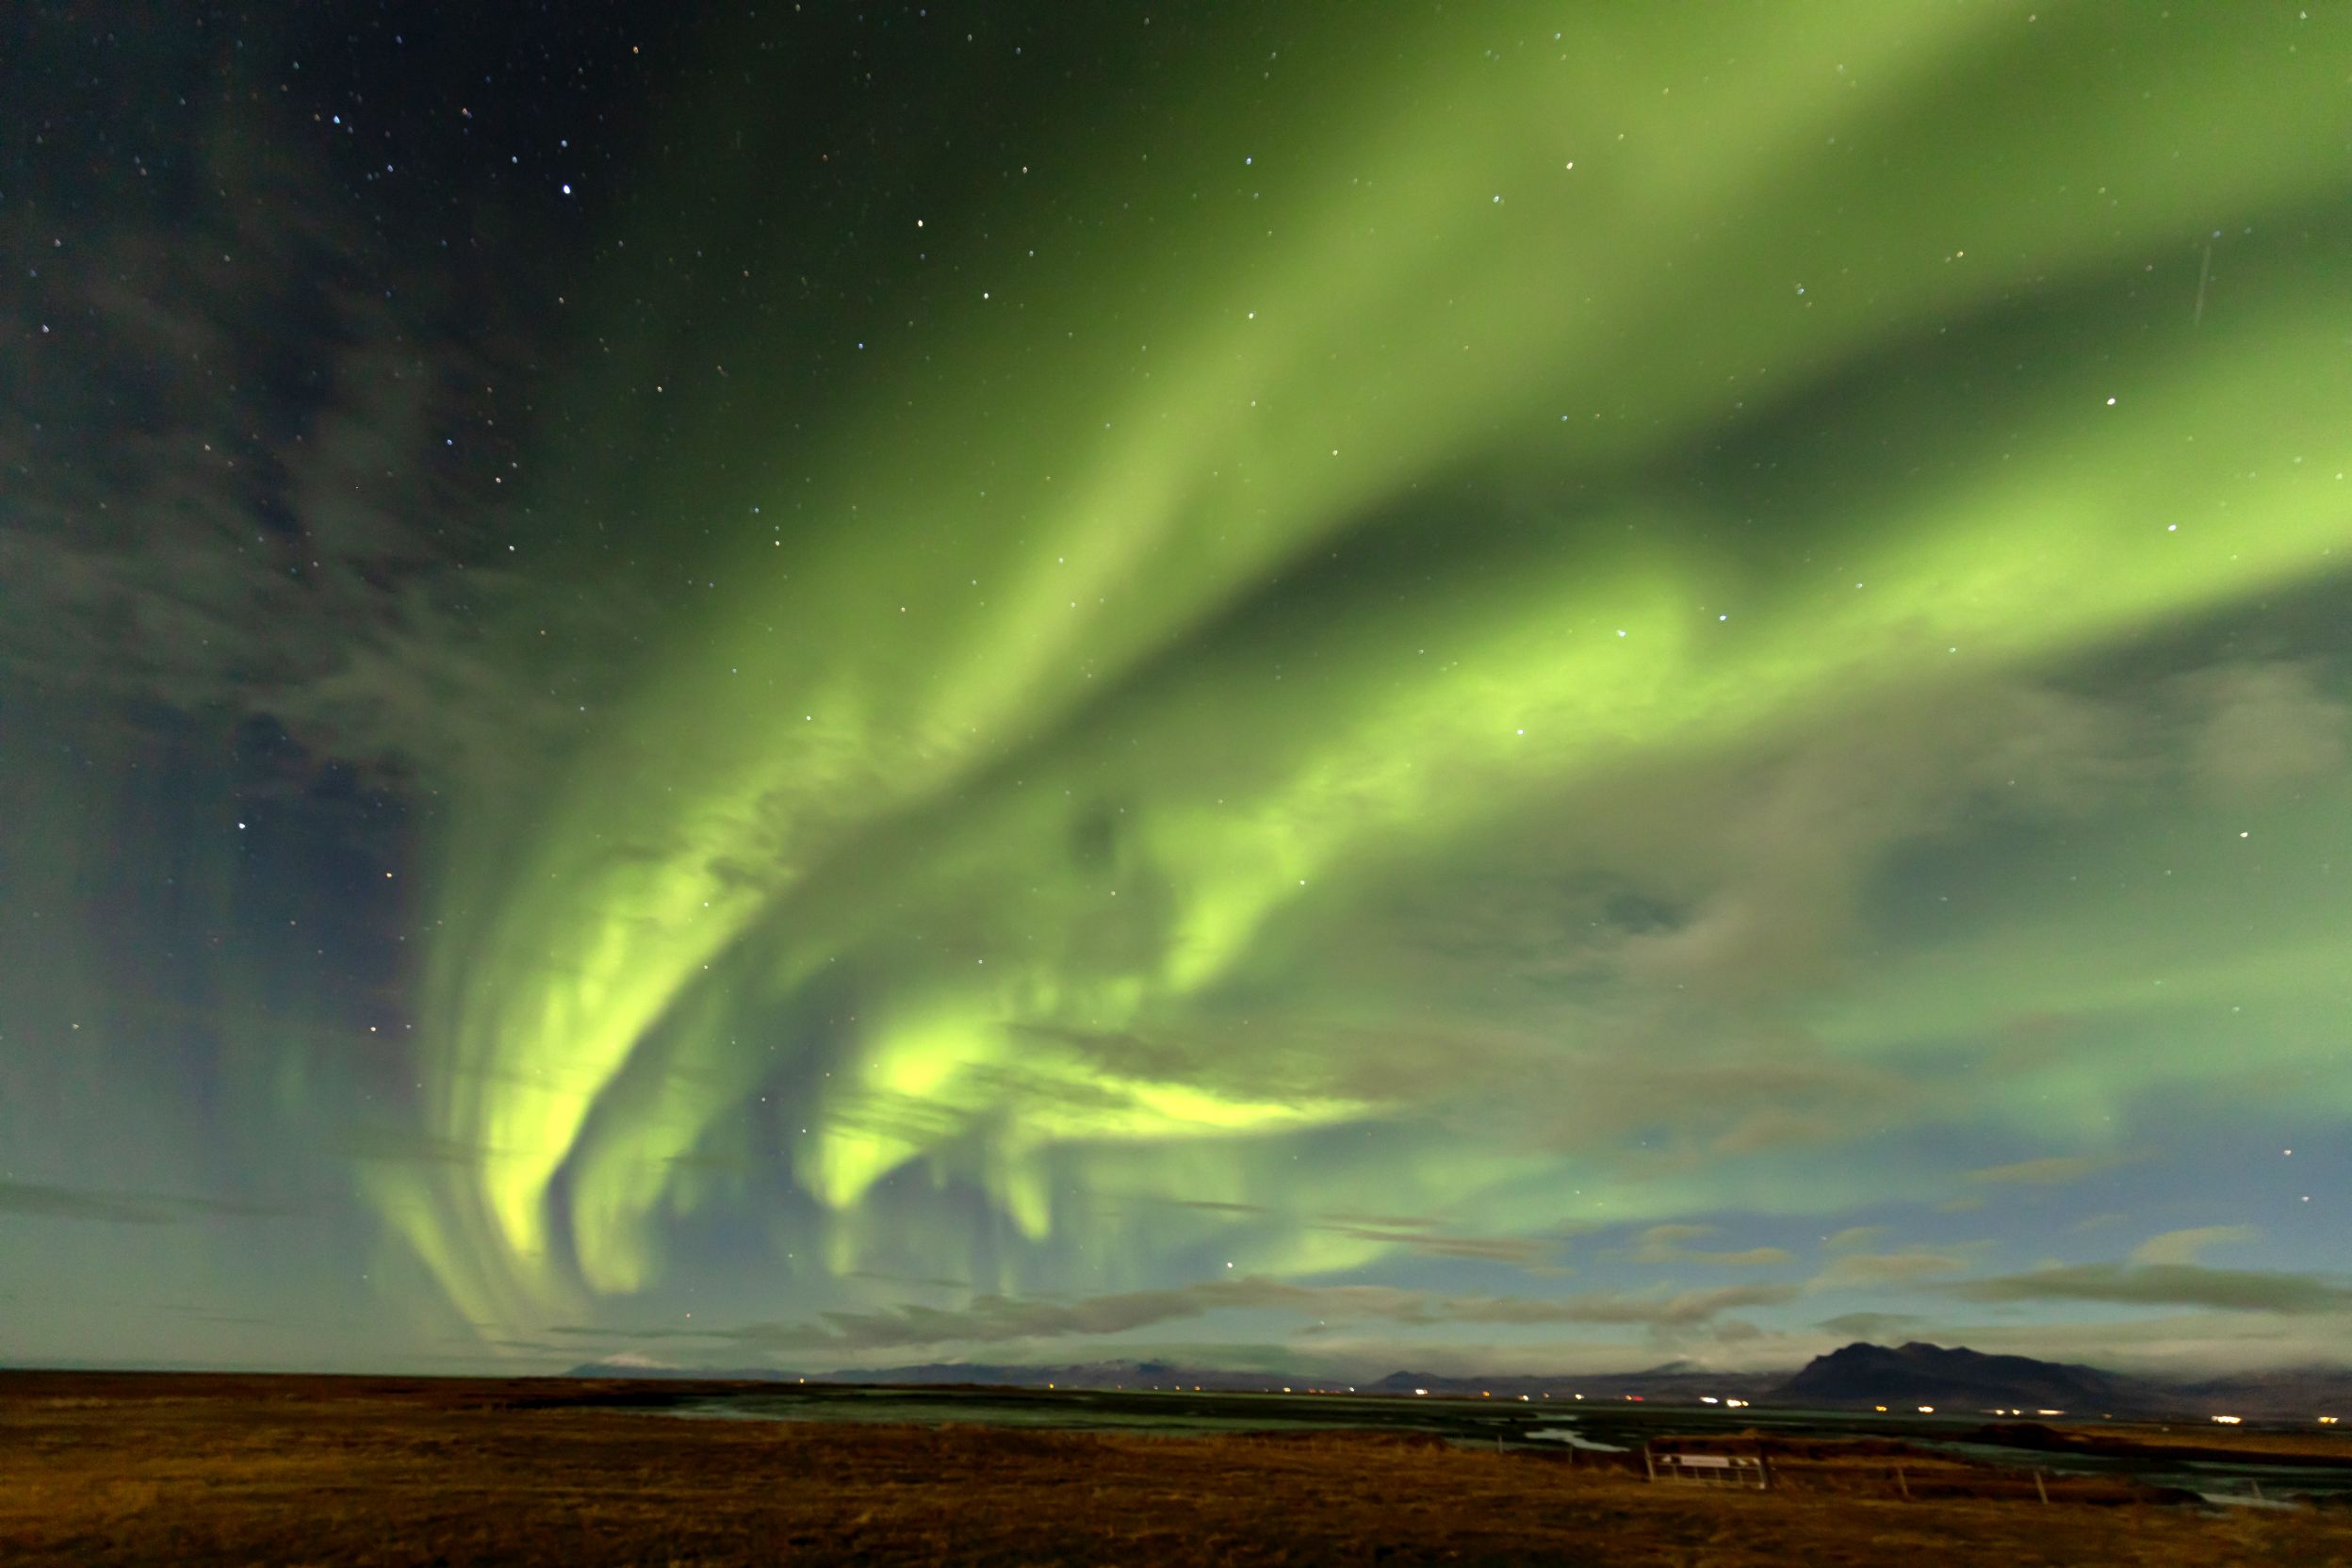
[4,1373,2348,1566]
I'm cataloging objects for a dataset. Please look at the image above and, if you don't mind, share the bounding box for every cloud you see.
[1631,1223,1713,1259]
[1948,1263,2352,1315]
[2128,1226,2259,1267]
[1809,1250,1977,1291]
[1963,1153,2131,1187]
[1116,1201,1570,1271]
[1597,1283,1802,1326]
[2179,662,2349,800]
[1297,652,2340,1212]
[1821,1225,1890,1252]
[1314,1218,1563,1267]
[0,1178,289,1225]
[1630,1224,1794,1268]
[844,1269,972,1293]
[0,1182,177,1226]
[576,1351,680,1372]
[1247,670,2161,1166]
[1590,679,2139,1007]
[0,105,641,795]
[551,1277,1799,1358]
[326,1125,506,1168]
[1815,1311,1925,1342]
[1936,1311,2352,1377]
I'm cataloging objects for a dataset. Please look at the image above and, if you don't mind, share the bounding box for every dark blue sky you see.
[3,1,2347,1378]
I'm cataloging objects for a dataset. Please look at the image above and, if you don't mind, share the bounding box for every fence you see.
[1643,1451,1772,1491]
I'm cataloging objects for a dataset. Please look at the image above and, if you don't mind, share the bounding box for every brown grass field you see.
[4,1373,2349,1566]
[2093,1421,2352,1461]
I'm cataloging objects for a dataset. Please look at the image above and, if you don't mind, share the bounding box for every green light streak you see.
[387,2,2352,1328]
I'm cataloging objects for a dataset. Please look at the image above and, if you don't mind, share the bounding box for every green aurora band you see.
[375,3,2352,1336]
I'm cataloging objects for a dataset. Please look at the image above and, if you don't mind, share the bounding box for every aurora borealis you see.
[4,1,2349,1379]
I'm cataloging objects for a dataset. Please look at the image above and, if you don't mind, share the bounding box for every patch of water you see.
[1930,1440,2352,1505]
[1526,1427,1630,1453]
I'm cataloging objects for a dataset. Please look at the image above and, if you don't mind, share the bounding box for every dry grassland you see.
[4,1374,2348,1566]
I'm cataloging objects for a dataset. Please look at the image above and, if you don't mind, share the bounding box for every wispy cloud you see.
[1630,1223,1793,1267]
[327,1125,506,1168]
[1821,1225,1891,1253]
[0,1178,290,1225]
[1809,1249,1978,1291]
[1131,1200,1568,1269]
[2128,1226,2259,1267]
[1948,1262,2352,1315]
[551,1277,1799,1358]
[1963,1153,2134,1187]
[1313,1213,1568,1268]
[2179,662,2350,801]
[0,106,644,796]
[1815,1311,1924,1341]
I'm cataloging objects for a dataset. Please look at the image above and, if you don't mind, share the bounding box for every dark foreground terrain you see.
[5,1374,2349,1566]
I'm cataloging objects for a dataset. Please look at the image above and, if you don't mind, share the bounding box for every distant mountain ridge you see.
[1770,1341,2145,1413]
[566,1357,1386,1393]
[564,1342,2352,1420]
[562,1354,1779,1399]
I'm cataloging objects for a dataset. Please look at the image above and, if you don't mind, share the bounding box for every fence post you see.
[2034,1470,2049,1506]
[1643,1448,1657,1483]
[1895,1464,1909,1501]
[2251,1478,2263,1502]
[1757,1453,1774,1493]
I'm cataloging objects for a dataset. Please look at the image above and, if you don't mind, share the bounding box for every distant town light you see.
[2213,1414,2244,1425]
[1414,1388,1429,1396]
[1917,1405,1936,1414]
[1701,1396,1720,1405]
[2320,1415,2340,1426]
[2036,1410,2064,1416]
[1725,1398,1750,1409]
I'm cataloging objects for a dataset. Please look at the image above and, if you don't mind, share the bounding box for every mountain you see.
[558,1359,1315,1392]
[1772,1341,2151,1413]
[1366,1363,1780,1402]
[558,1357,1780,1400]
[557,1343,2351,1421]
[2165,1365,2352,1422]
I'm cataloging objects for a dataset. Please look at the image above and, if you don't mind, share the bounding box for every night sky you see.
[5,2,2349,1380]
